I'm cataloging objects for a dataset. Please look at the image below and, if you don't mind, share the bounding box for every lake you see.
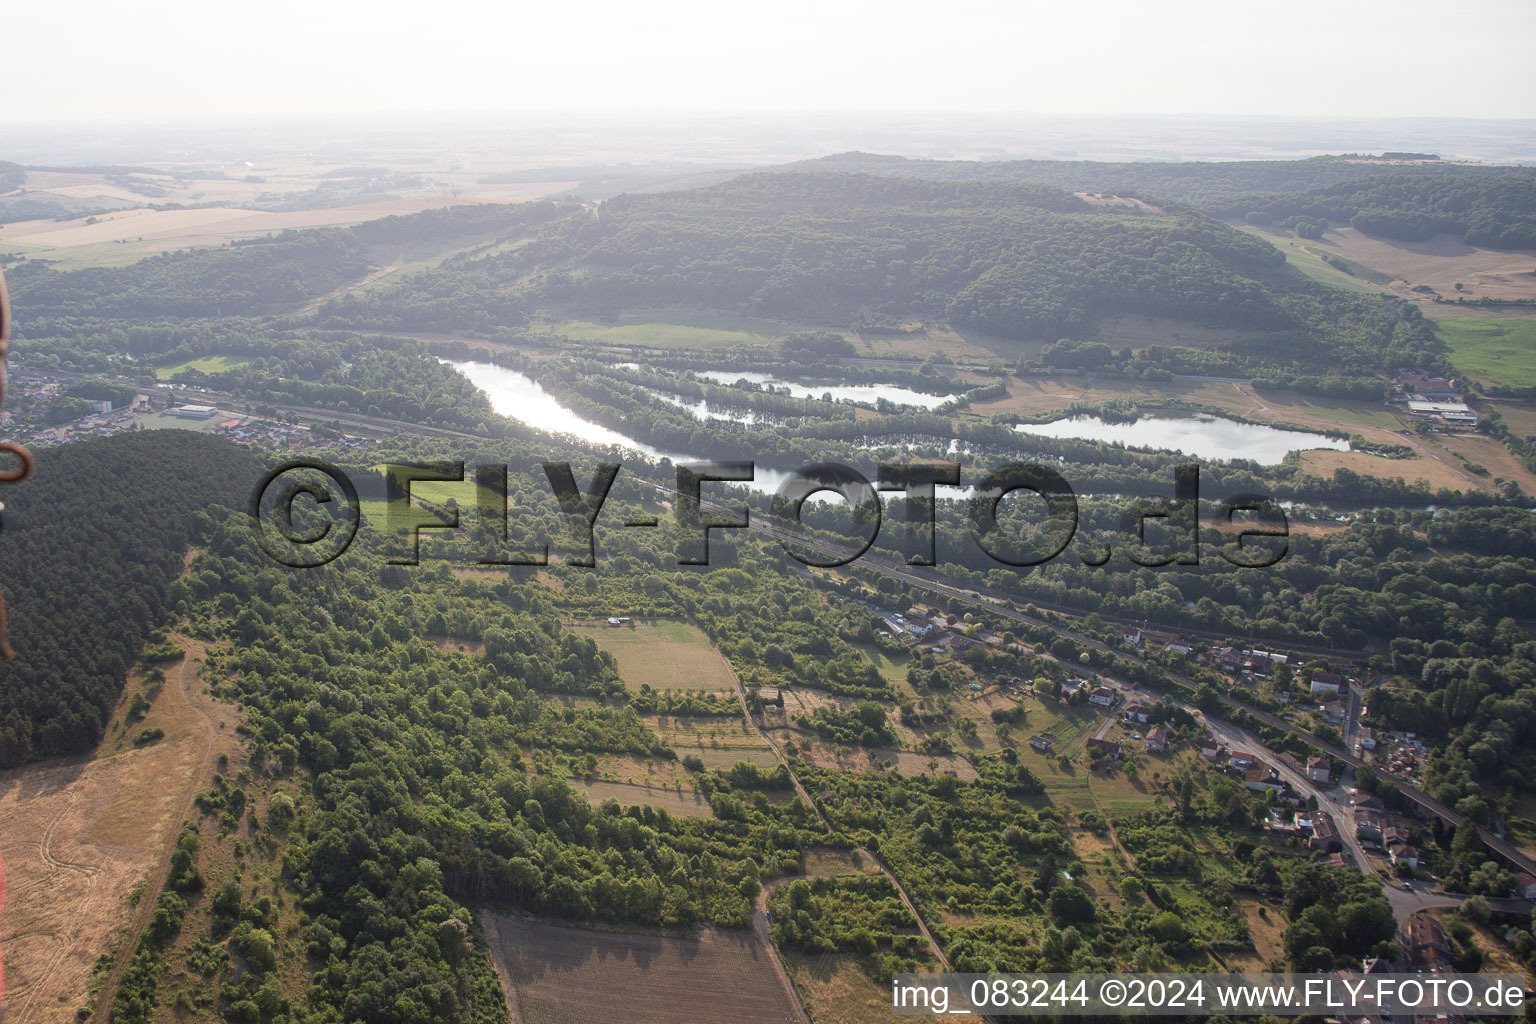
[1013,414,1349,464]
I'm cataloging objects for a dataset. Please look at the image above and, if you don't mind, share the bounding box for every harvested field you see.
[570,779,713,818]
[1433,432,1536,494]
[0,181,575,268]
[1298,446,1489,494]
[0,639,235,1023]
[570,620,735,693]
[481,913,804,1024]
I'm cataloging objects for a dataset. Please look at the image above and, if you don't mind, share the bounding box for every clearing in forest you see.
[571,620,735,692]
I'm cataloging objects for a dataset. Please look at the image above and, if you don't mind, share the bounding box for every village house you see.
[1356,811,1391,847]
[1144,726,1169,753]
[1244,760,1285,793]
[1124,702,1153,725]
[1029,735,1055,753]
[1391,846,1420,871]
[1200,738,1222,760]
[1310,812,1342,852]
[1089,686,1116,708]
[1320,701,1347,725]
[1216,647,1241,672]
[1513,872,1536,900]
[1310,672,1343,696]
[1401,913,1452,971]
[1086,738,1122,759]
[1308,757,1333,784]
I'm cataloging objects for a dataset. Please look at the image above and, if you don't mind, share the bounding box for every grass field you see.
[481,914,801,1024]
[571,778,714,817]
[571,619,736,692]
[1435,318,1536,389]
[685,746,781,770]
[782,953,984,1024]
[550,314,790,350]
[154,354,253,378]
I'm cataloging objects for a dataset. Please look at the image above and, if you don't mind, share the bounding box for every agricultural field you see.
[1434,317,1536,389]
[481,913,803,1024]
[569,778,714,818]
[1431,431,1536,494]
[1242,225,1536,306]
[1298,445,1494,494]
[570,619,737,693]
[0,177,575,268]
[0,640,236,1024]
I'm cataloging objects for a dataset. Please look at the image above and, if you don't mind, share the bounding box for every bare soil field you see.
[0,640,235,1023]
[1074,193,1162,212]
[570,779,713,818]
[569,620,736,693]
[481,913,803,1024]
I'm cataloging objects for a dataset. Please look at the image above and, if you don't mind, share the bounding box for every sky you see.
[7,0,1536,122]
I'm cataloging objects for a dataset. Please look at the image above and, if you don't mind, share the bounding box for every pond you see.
[1013,414,1349,464]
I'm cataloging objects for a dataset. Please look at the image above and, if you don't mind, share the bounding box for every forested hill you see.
[1235,173,1536,250]
[784,152,1536,208]
[531,171,1438,374]
[0,430,261,765]
[4,199,579,335]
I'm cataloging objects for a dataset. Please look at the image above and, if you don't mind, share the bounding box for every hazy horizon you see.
[8,0,1535,124]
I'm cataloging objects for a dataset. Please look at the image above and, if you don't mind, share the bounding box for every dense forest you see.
[1236,173,1536,250]
[781,153,1536,246]
[6,173,1450,384]
[0,431,259,764]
